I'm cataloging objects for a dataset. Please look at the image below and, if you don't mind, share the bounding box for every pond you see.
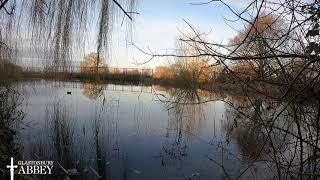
[1,80,288,179]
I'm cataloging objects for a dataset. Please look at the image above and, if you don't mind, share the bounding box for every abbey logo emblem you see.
[6,157,54,180]
[6,158,17,180]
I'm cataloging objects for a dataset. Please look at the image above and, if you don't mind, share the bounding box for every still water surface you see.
[10,80,271,179]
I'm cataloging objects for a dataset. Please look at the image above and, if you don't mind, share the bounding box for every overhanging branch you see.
[0,0,10,10]
[112,0,133,20]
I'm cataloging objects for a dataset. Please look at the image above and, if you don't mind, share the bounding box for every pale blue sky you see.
[16,0,251,68]
[87,0,251,68]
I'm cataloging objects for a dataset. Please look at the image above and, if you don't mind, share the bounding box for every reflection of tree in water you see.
[48,102,76,169]
[87,100,122,179]
[81,82,105,100]
[24,99,83,179]
[220,97,288,179]
[160,88,209,134]
[153,85,225,103]
[158,88,207,167]
[155,85,320,178]
[224,99,268,160]
[90,105,111,180]
[0,84,25,179]
[160,111,188,167]
[222,94,320,179]
[23,90,123,179]
[19,100,79,180]
[225,94,253,108]
[283,100,320,178]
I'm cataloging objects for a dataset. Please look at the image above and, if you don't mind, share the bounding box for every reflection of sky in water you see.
[15,80,270,180]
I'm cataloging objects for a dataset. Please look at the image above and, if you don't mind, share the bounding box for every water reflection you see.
[80,83,104,100]
[155,88,207,168]
[0,83,25,179]
[91,105,110,180]
[222,94,320,179]
[223,99,269,160]
[2,80,320,179]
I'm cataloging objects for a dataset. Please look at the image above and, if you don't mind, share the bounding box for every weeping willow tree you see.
[0,0,138,71]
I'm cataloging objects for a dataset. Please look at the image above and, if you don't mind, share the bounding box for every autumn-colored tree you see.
[173,36,220,84]
[230,14,285,80]
[153,35,224,84]
[80,52,108,73]
[154,66,175,80]
[131,69,140,76]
